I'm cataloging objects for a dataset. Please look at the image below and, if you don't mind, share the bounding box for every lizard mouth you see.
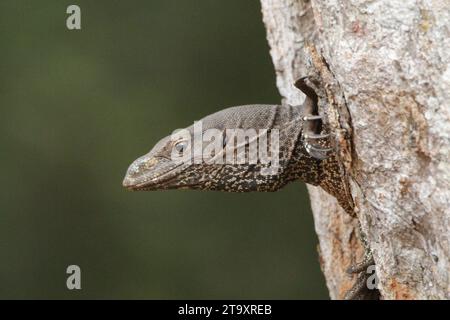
[123,161,188,191]
[126,175,178,191]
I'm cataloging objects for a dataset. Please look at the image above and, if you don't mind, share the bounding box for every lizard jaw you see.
[123,175,179,191]
[122,160,188,191]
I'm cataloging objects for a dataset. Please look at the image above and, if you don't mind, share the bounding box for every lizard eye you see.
[175,141,188,153]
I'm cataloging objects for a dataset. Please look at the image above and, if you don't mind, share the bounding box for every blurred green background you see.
[0,0,328,299]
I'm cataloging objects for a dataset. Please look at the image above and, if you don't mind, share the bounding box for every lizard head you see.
[122,105,291,192]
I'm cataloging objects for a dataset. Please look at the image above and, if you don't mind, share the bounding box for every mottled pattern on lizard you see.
[122,79,377,299]
[123,103,353,215]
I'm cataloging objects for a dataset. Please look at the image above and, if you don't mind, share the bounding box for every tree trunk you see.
[261,0,449,299]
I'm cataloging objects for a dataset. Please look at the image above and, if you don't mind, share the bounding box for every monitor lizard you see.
[122,77,378,300]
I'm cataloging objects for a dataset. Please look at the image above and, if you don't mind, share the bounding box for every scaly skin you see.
[122,79,377,299]
[122,103,353,214]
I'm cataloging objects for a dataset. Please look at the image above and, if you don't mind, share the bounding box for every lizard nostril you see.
[122,176,133,188]
[145,158,158,169]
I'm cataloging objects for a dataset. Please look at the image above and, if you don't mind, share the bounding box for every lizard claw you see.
[302,113,333,160]
[303,133,330,139]
[296,76,334,160]
[346,253,375,274]
[344,255,380,300]
[302,114,324,121]
[344,231,380,300]
[304,143,333,160]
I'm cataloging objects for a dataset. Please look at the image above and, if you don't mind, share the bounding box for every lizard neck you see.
[286,133,322,186]
[275,116,322,187]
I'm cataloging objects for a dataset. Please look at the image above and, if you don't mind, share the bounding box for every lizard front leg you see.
[295,77,333,160]
[295,76,379,299]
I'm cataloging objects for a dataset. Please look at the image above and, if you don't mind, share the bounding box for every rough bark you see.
[261,0,449,299]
